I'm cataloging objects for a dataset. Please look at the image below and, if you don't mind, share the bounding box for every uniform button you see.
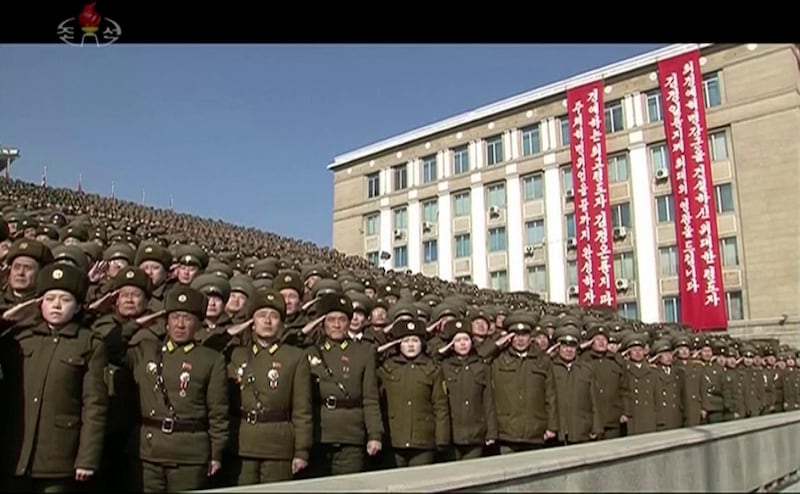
[149,410,156,416]
[662,402,667,406]
[635,399,639,404]
[465,366,470,370]
[465,400,470,406]
[146,432,152,439]
[33,397,38,403]
[53,338,58,343]
[411,364,415,369]
[407,401,412,406]
[405,442,410,447]
[634,389,639,394]
[662,391,666,395]
[599,389,604,393]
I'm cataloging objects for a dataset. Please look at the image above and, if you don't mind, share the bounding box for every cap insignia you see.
[178,294,188,303]
[407,322,415,330]
[52,268,64,280]
[284,275,292,282]
[455,321,462,329]
[267,294,274,301]
[20,242,28,250]
[145,246,153,253]
[125,271,135,279]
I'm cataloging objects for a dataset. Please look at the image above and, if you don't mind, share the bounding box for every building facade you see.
[329,43,800,335]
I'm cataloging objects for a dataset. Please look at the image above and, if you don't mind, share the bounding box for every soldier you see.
[134,242,176,313]
[580,322,628,439]
[703,340,736,423]
[0,239,53,313]
[621,333,657,435]
[551,324,602,445]
[783,353,799,411]
[1,263,108,493]
[305,293,384,477]
[377,319,451,467]
[228,289,313,485]
[491,314,557,454]
[739,345,764,418]
[173,245,208,286]
[190,274,233,344]
[650,339,683,431]
[673,334,706,426]
[122,286,230,493]
[224,275,253,324]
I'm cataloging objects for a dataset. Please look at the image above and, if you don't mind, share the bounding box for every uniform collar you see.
[323,339,349,351]
[165,339,195,354]
[34,321,80,337]
[252,341,280,355]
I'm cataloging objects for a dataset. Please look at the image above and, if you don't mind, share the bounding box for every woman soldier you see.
[435,319,497,461]
[377,319,451,468]
[1,263,108,492]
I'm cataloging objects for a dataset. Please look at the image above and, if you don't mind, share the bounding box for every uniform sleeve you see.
[75,338,109,471]
[621,366,633,418]
[482,366,498,442]
[432,366,451,448]
[291,353,313,461]
[206,353,230,462]
[544,360,559,433]
[589,368,604,437]
[361,348,384,442]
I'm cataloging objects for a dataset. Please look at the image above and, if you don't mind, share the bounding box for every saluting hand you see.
[87,260,109,284]
[135,309,165,327]
[301,297,319,312]
[485,439,495,446]
[438,339,455,355]
[207,460,221,477]
[227,318,253,336]
[88,289,120,313]
[366,440,382,456]
[2,297,41,322]
[426,319,443,333]
[377,339,402,354]
[495,332,514,348]
[543,430,556,441]
[301,315,325,335]
[75,468,94,482]
[291,458,308,475]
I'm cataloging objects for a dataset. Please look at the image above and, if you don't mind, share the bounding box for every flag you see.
[41,165,47,188]
[169,194,174,211]
[77,173,83,194]
[111,181,115,199]
[141,188,145,205]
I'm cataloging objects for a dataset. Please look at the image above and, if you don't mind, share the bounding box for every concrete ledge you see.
[198,412,800,493]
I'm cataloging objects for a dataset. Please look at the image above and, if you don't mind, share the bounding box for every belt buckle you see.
[161,417,174,434]
[324,396,337,409]
[246,410,258,425]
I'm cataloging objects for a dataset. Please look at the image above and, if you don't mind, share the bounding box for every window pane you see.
[523,173,543,200]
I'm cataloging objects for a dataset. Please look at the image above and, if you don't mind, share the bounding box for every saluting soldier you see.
[580,322,628,439]
[190,273,233,344]
[621,333,658,436]
[1,263,108,493]
[306,293,384,477]
[673,334,706,426]
[228,288,313,485]
[739,345,764,418]
[121,286,229,493]
[377,319,451,467]
[703,340,735,423]
[650,339,683,431]
[0,239,53,314]
[134,242,176,313]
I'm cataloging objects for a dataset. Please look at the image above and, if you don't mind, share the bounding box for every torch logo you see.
[57,2,121,47]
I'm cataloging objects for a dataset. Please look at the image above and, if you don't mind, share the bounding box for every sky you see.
[0,44,667,247]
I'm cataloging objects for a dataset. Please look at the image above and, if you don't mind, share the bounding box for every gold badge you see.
[182,255,193,263]
[386,286,392,292]
[52,269,64,280]
[20,242,28,250]
[407,322,415,330]
[145,246,153,253]
[515,323,524,330]
[455,321,462,329]
[340,298,346,304]
[284,275,292,282]
[267,294,274,301]
[125,270,135,279]
[178,294,187,303]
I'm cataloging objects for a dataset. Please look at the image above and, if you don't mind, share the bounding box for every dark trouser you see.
[3,477,76,493]
[453,445,484,461]
[706,411,725,424]
[307,444,365,477]
[393,448,435,468]
[140,461,207,493]
[603,426,622,439]
[237,458,293,485]
[498,442,542,455]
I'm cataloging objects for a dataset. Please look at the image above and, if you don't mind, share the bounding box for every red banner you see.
[657,49,727,331]
[567,80,617,308]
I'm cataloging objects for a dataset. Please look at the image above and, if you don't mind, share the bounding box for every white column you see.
[408,159,419,188]
[506,174,525,291]
[623,95,636,129]
[473,140,484,169]
[628,140,660,322]
[510,129,520,160]
[540,119,551,151]
[547,118,558,150]
[631,92,645,127]
[379,207,392,270]
[437,190,453,281]
[407,199,422,273]
[503,130,512,162]
[470,176,488,288]
[544,165,566,302]
[379,168,389,195]
[439,149,449,179]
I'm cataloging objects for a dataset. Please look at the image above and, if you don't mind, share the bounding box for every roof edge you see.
[328,43,714,171]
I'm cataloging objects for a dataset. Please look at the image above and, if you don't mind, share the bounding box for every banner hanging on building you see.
[566,80,617,309]
[657,49,727,331]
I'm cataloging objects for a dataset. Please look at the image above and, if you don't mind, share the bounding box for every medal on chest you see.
[146,361,157,375]
[268,361,281,389]
[235,362,247,387]
[179,361,192,397]
[341,355,350,377]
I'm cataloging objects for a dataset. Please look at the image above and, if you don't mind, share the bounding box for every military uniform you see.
[621,333,658,436]
[580,323,628,439]
[703,344,735,423]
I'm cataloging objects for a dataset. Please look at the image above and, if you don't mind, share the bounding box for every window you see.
[618,302,638,320]
[649,143,669,174]
[422,200,438,223]
[393,246,407,268]
[565,213,576,238]
[714,183,734,213]
[702,72,722,108]
[366,251,380,266]
[726,290,743,320]
[421,155,437,184]
[604,99,625,133]
[709,130,729,161]
[454,234,471,258]
[527,265,547,292]
[452,145,470,175]
[646,90,663,123]
[392,164,407,191]
[611,202,632,228]
[486,135,504,165]
[367,172,380,198]
[455,275,472,284]
[521,124,542,156]
[364,213,380,236]
[559,115,570,146]
[607,153,629,184]
[655,195,675,223]
[453,191,471,217]
[487,183,506,208]
[523,173,544,201]
[490,270,508,291]
[525,219,545,245]
[663,296,681,323]
[659,246,678,277]
[393,207,407,230]
[614,252,636,280]
[567,260,578,286]
[561,165,573,194]
[423,240,438,263]
[720,237,739,267]
[488,227,506,252]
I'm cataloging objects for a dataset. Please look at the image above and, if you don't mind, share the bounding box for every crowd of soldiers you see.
[0,177,798,493]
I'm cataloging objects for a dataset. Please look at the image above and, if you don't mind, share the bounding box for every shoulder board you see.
[649,364,659,369]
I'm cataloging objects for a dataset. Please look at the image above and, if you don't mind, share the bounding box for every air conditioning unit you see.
[422,222,433,232]
[566,237,578,249]
[616,278,630,291]
[565,189,575,200]
[488,205,502,217]
[655,168,669,181]
[613,226,628,240]
[393,229,405,240]
[568,285,579,296]
[524,245,535,256]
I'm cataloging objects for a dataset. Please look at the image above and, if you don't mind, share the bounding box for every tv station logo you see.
[57,2,122,47]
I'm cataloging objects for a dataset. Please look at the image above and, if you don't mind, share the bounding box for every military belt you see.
[321,396,362,410]
[241,409,290,424]
[142,416,208,434]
